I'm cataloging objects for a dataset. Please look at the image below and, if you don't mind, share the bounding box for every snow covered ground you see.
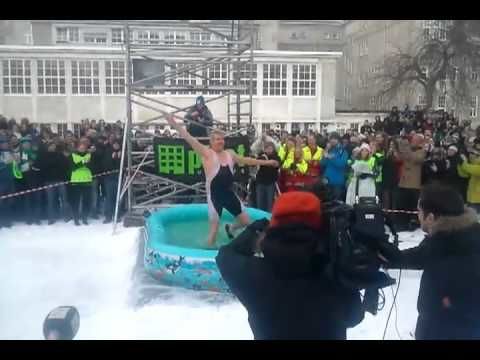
[0,221,424,340]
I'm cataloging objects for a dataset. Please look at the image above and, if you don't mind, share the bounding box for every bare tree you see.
[376,20,480,111]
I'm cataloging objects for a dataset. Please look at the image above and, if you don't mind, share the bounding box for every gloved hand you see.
[247,218,270,233]
[230,218,270,256]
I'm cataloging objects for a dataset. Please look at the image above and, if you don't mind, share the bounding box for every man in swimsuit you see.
[167,115,279,246]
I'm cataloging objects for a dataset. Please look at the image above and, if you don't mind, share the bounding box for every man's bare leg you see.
[207,219,220,247]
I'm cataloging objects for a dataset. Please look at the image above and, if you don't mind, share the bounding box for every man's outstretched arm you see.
[166,115,210,158]
[228,150,279,167]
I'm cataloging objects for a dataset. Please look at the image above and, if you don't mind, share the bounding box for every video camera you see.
[303,181,399,315]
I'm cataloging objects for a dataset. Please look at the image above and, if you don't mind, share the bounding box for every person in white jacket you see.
[345,143,377,206]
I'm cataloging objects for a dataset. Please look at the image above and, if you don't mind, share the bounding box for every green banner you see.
[153,136,250,185]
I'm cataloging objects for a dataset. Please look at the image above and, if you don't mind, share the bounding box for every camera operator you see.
[361,184,480,340]
[216,191,365,340]
[184,95,213,138]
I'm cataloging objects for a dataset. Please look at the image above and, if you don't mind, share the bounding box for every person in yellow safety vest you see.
[69,142,93,226]
[278,137,296,165]
[282,146,308,175]
[303,135,324,162]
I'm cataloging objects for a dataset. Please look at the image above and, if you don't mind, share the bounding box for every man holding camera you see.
[216,191,364,340]
[362,184,480,340]
[184,95,214,138]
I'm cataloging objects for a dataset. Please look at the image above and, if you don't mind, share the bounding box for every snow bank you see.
[0,222,424,340]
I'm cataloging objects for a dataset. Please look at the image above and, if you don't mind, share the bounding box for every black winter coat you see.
[102,147,121,173]
[373,120,384,133]
[89,143,106,175]
[185,105,214,138]
[216,223,364,340]
[256,152,280,185]
[421,159,448,185]
[33,150,70,184]
[385,208,480,340]
[384,119,402,136]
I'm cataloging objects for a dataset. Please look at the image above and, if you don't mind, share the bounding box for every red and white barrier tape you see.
[0,169,120,200]
[383,209,419,215]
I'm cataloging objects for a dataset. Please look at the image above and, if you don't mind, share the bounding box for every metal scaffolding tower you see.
[113,20,256,230]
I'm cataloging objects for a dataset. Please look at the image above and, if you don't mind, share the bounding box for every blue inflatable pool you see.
[144,204,271,292]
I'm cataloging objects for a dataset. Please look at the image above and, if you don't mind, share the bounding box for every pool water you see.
[163,219,233,250]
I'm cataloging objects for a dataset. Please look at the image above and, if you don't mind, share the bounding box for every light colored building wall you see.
[0,47,341,132]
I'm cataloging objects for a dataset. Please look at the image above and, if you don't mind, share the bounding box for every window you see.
[112,29,124,45]
[420,66,428,79]
[471,71,478,82]
[438,95,446,109]
[261,123,271,132]
[377,95,383,109]
[137,30,160,45]
[25,33,33,45]
[167,63,197,95]
[164,31,186,45]
[71,60,99,95]
[418,95,427,106]
[56,27,79,43]
[105,60,126,95]
[73,123,82,137]
[344,86,351,105]
[324,33,331,40]
[212,33,227,46]
[236,62,257,95]
[262,64,287,96]
[37,60,66,94]
[451,66,458,84]
[439,72,447,92]
[292,64,316,96]
[291,123,301,134]
[358,73,368,88]
[2,59,31,94]
[470,96,478,118]
[423,20,448,41]
[204,63,227,94]
[332,32,340,40]
[359,39,368,56]
[84,32,107,44]
[57,123,68,137]
[190,31,211,45]
[255,31,262,49]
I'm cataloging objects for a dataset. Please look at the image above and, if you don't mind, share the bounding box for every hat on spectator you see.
[359,143,371,153]
[270,191,323,230]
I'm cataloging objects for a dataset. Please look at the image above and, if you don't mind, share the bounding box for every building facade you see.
[0,20,342,134]
[338,20,480,121]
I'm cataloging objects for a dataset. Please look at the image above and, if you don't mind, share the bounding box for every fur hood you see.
[431,207,478,236]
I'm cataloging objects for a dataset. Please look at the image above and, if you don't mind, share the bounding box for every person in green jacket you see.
[69,142,93,226]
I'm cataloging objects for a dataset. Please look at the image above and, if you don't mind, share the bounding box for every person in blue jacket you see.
[320,132,349,201]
